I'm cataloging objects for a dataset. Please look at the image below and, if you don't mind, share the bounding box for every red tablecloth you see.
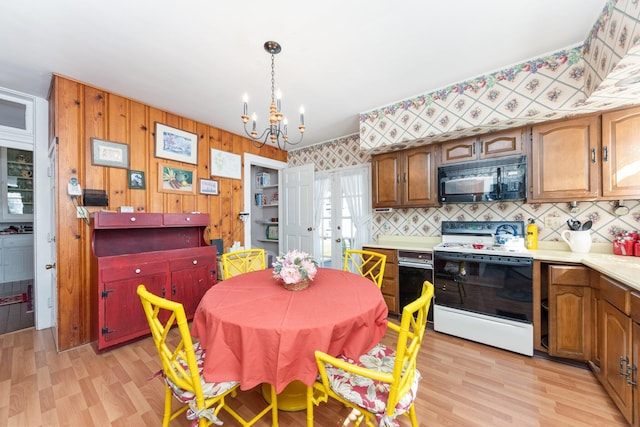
[191,268,388,393]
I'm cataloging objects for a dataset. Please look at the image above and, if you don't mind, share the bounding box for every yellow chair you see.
[306,281,434,427]
[221,248,266,279]
[343,249,387,288]
[137,285,278,427]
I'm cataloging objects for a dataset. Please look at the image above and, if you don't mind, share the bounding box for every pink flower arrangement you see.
[272,250,318,284]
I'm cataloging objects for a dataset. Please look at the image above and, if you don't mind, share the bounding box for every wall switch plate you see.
[544,216,564,228]
[76,206,88,219]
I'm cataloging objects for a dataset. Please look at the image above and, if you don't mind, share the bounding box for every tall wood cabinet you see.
[371,145,437,208]
[92,212,217,350]
[438,128,526,165]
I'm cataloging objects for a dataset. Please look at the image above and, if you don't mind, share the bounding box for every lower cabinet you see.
[599,274,636,425]
[548,265,591,360]
[536,262,591,360]
[97,247,217,350]
[362,246,398,315]
[92,212,216,350]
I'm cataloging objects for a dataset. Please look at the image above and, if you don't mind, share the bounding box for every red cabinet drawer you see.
[94,212,163,228]
[170,254,216,271]
[101,260,168,282]
[163,213,209,227]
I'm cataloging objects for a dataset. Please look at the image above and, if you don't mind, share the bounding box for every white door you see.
[316,166,371,269]
[282,164,315,254]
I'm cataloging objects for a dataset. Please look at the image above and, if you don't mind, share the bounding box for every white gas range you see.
[432,221,534,356]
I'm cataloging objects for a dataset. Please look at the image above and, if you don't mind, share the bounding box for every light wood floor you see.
[0,324,627,426]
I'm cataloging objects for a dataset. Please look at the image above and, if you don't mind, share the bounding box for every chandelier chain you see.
[271,54,276,105]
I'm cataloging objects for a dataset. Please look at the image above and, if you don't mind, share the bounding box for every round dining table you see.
[191,267,388,410]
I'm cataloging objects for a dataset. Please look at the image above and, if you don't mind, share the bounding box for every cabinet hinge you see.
[101,327,115,336]
[101,289,115,299]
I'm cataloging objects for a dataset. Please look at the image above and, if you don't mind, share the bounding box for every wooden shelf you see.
[257,238,279,243]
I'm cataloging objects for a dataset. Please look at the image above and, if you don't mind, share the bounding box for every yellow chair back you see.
[308,281,434,427]
[343,249,387,288]
[137,284,278,427]
[221,248,266,279]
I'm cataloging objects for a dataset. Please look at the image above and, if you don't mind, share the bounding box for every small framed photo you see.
[266,225,279,240]
[158,163,196,194]
[127,170,146,189]
[91,138,129,169]
[199,178,219,195]
[155,122,198,164]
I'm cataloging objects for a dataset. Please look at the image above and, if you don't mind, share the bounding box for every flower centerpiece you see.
[272,250,318,291]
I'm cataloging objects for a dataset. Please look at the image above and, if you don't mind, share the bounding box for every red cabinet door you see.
[170,253,217,318]
[99,272,168,348]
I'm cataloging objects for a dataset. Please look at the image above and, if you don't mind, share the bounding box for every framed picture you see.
[158,164,196,194]
[127,170,146,189]
[266,225,279,240]
[210,148,242,179]
[91,138,129,169]
[199,178,219,195]
[155,122,198,165]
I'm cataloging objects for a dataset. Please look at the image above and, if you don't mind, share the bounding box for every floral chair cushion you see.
[324,343,421,426]
[163,342,238,424]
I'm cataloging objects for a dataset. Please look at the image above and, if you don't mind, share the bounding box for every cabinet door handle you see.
[396,174,400,184]
[620,356,628,376]
[603,146,608,162]
[172,284,176,296]
[591,148,596,163]
[192,260,198,265]
[403,172,407,183]
[185,217,191,222]
[135,268,141,274]
[129,217,136,222]
[472,142,476,155]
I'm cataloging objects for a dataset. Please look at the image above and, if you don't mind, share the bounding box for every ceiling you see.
[0,0,608,150]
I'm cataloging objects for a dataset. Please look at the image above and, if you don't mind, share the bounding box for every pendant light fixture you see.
[241,41,305,149]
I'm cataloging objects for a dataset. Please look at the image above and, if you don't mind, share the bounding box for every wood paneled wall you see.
[50,75,286,351]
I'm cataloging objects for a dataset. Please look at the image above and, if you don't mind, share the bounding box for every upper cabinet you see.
[439,128,526,165]
[530,106,640,202]
[1,147,33,221]
[530,115,600,202]
[372,145,437,208]
[601,106,640,199]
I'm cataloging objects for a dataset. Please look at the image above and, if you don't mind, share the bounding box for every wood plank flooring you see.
[0,325,627,426]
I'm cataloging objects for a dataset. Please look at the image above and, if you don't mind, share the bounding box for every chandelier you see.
[241,41,305,149]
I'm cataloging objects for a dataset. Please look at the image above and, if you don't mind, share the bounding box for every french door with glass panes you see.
[315,165,371,269]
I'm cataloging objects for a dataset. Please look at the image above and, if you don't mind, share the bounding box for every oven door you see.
[433,251,533,323]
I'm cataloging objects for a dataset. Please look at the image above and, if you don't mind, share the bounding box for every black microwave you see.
[437,155,527,203]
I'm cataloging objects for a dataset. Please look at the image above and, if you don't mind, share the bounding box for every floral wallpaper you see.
[288,135,640,248]
[287,0,640,250]
[359,0,640,153]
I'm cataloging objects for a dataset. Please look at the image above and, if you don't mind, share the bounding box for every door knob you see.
[307,227,313,231]
[336,238,342,243]
[45,263,56,270]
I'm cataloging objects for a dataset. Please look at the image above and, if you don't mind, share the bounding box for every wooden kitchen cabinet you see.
[600,274,633,425]
[92,212,216,350]
[547,265,591,360]
[601,106,640,198]
[530,114,600,202]
[438,128,526,165]
[371,145,437,208]
[362,246,398,315]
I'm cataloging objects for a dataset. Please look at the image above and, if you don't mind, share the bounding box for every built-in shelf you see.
[257,238,279,243]
[257,203,278,207]
[257,184,278,190]
[257,220,278,225]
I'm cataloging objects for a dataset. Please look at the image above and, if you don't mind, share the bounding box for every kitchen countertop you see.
[365,236,640,292]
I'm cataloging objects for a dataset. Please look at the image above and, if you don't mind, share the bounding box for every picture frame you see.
[210,148,242,179]
[158,163,196,194]
[199,178,219,195]
[266,225,279,240]
[127,170,146,189]
[91,138,129,169]
[155,122,198,165]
